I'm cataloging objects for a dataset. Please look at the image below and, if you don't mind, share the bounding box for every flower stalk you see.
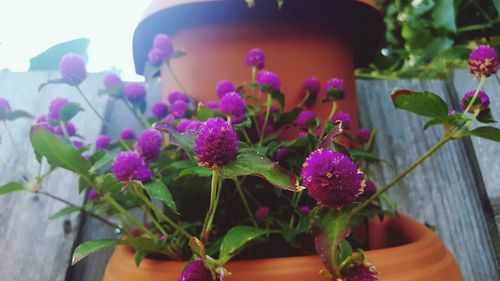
[200,170,221,243]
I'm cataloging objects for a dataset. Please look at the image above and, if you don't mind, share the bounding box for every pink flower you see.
[59,53,87,86]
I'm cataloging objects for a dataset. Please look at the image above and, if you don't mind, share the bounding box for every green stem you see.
[2,120,31,177]
[327,101,337,121]
[297,91,310,108]
[167,63,187,93]
[59,121,71,140]
[258,93,272,147]
[233,179,257,227]
[200,170,220,242]
[463,76,486,115]
[141,206,167,237]
[350,136,451,217]
[122,99,149,129]
[251,66,257,84]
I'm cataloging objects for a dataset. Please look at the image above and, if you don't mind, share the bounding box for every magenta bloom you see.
[171,100,188,118]
[165,114,176,124]
[220,92,245,117]
[301,148,364,208]
[275,147,289,162]
[59,53,87,86]
[152,102,169,119]
[0,97,11,114]
[73,140,85,149]
[296,110,316,130]
[324,78,346,101]
[205,101,219,110]
[120,128,136,141]
[300,77,320,107]
[363,180,377,198]
[112,151,152,182]
[460,90,490,112]
[148,48,164,65]
[231,114,245,124]
[87,188,98,201]
[48,97,70,120]
[333,111,353,130]
[345,263,377,281]
[216,80,236,99]
[256,70,281,92]
[96,135,112,150]
[135,129,163,163]
[194,118,239,168]
[468,45,499,77]
[178,259,218,281]
[125,82,146,103]
[103,73,123,98]
[54,122,77,136]
[255,207,270,220]
[176,119,191,133]
[168,91,189,104]
[246,48,266,69]
[153,34,174,60]
[356,128,371,144]
[299,206,311,215]
[38,122,55,133]
[186,120,202,131]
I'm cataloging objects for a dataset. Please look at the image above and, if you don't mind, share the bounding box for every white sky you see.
[0,0,152,81]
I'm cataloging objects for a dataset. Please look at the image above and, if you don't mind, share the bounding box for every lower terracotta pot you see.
[102,215,463,281]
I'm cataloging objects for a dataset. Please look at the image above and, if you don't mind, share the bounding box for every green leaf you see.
[432,0,456,33]
[495,0,500,18]
[6,110,34,121]
[72,239,126,265]
[468,126,500,142]
[271,91,285,109]
[218,149,303,192]
[30,126,91,175]
[134,250,149,266]
[0,182,25,195]
[142,180,178,213]
[476,108,496,124]
[423,118,445,130]
[90,152,115,172]
[60,102,83,122]
[177,167,212,178]
[153,121,196,159]
[337,240,352,266]
[219,226,267,262]
[49,206,81,220]
[391,90,448,119]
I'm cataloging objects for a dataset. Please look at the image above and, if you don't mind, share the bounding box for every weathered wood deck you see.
[0,69,499,281]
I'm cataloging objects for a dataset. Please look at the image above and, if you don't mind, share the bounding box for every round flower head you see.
[153,33,174,61]
[186,120,202,132]
[468,45,499,77]
[301,148,364,208]
[171,100,188,118]
[448,109,457,116]
[345,263,377,281]
[103,73,123,98]
[48,97,70,120]
[152,102,169,119]
[148,48,164,65]
[275,147,289,162]
[255,207,270,220]
[124,82,146,103]
[256,70,281,92]
[300,77,320,107]
[194,118,239,168]
[216,80,236,99]
[356,128,371,144]
[299,206,311,215]
[178,259,219,281]
[460,90,490,113]
[220,92,245,117]
[296,110,316,130]
[73,140,85,149]
[0,97,11,115]
[333,111,353,130]
[363,179,377,198]
[135,128,163,163]
[59,53,87,86]
[95,135,112,150]
[246,48,266,69]
[165,114,176,124]
[112,151,152,182]
[324,78,346,101]
[205,101,219,110]
[55,122,77,137]
[120,128,136,141]
[168,91,189,104]
[231,114,245,124]
[176,119,191,133]
[87,188,97,201]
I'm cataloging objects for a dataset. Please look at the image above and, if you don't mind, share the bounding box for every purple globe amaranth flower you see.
[255,207,270,220]
[96,135,112,150]
[171,100,189,118]
[194,118,239,168]
[120,128,136,141]
[448,109,457,116]
[345,263,377,281]
[176,119,192,133]
[135,128,163,163]
[246,48,266,69]
[103,73,123,98]
[468,45,499,77]
[186,120,202,131]
[256,70,281,92]
[275,147,289,162]
[216,80,236,99]
[363,179,377,198]
[0,97,11,115]
[168,91,189,104]
[298,131,308,138]
[153,34,174,61]
[300,77,320,107]
[205,101,219,110]
[165,114,177,124]
[178,259,219,281]
[73,140,85,149]
[152,102,169,119]
[460,90,490,113]
[148,48,165,65]
[296,110,316,130]
[48,97,70,120]
[125,82,146,103]
[231,114,246,124]
[270,104,280,113]
[112,151,152,182]
[357,128,371,144]
[220,92,245,117]
[54,122,77,136]
[59,53,87,86]
[301,148,364,208]
[324,78,346,101]
[333,111,353,130]
[38,122,55,133]
[87,188,98,201]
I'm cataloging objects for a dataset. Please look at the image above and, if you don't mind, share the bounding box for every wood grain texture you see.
[355,78,500,281]
[0,71,107,281]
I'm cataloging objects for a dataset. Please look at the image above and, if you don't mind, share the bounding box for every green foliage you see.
[140,180,178,213]
[60,102,83,122]
[72,239,126,265]
[468,126,500,142]
[218,226,267,263]
[0,182,25,195]
[392,90,448,119]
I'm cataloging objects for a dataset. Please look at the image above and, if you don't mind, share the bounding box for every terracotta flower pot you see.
[132,0,384,133]
[102,215,464,281]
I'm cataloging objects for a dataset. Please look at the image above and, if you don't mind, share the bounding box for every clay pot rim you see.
[132,0,384,75]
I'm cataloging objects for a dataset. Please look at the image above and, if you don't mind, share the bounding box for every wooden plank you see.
[0,71,108,281]
[355,79,500,281]
[449,69,500,229]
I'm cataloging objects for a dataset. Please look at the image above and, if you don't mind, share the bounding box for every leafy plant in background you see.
[1,31,500,281]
